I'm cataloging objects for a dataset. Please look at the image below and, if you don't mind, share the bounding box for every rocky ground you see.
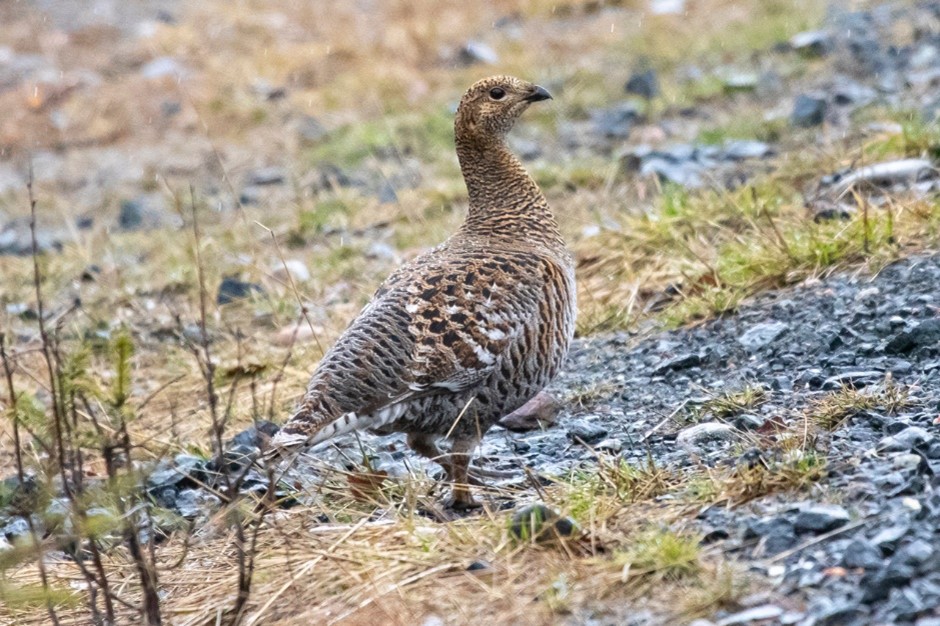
[555,253,940,626]
[101,249,940,626]
[1,0,939,624]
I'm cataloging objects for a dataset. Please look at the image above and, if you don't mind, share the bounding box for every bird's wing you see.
[401,254,539,395]
[273,248,548,446]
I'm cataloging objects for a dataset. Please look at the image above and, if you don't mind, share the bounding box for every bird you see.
[270,76,576,509]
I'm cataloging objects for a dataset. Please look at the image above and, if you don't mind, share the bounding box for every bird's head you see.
[455,75,552,142]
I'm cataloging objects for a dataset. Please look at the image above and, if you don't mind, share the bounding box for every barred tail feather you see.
[270,402,408,451]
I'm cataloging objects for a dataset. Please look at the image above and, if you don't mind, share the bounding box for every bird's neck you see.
[455,135,564,250]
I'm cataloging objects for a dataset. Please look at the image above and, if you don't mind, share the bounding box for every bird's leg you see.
[444,435,482,510]
[406,432,486,486]
[406,432,451,474]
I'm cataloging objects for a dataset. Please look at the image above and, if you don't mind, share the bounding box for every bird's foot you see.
[444,491,483,512]
[468,464,518,480]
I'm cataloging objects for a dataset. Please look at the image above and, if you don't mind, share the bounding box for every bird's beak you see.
[524,85,552,103]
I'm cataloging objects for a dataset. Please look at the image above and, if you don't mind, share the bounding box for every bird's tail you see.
[267,409,362,456]
[268,401,409,458]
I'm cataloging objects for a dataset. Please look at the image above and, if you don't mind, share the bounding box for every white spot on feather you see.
[472,342,495,365]
[432,380,464,391]
[486,328,506,341]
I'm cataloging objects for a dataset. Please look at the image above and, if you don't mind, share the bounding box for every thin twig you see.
[642,399,691,441]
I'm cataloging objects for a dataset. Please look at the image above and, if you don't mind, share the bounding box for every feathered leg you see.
[407,432,483,508]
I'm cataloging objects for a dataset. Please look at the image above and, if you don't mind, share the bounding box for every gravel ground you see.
[546,253,940,626]
[2,0,939,623]
[354,250,938,626]
[6,249,934,623]
[127,250,939,625]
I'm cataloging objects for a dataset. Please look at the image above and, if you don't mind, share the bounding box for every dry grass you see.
[579,157,940,331]
[809,376,912,431]
[695,384,769,421]
[1,470,743,626]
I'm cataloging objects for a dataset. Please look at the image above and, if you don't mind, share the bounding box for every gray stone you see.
[221,444,260,472]
[738,322,788,350]
[5,302,35,318]
[894,539,934,566]
[722,72,759,92]
[677,422,735,454]
[833,81,878,107]
[466,560,491,572]
[794,504,850,533]
[1,516,30,540]
[910,44,940,69]
[246,167,286,186]
[886,319,940,354]
[893,453,925,472]
[653,353,701,374]
[832,159,934,192]
[790,30,832,57]
[791,95,827,127]
[842,538,885,569]
[883,558,918,586]
[272,259,311,283]
[822,370,884,390]
[141,57,186,80]
[458,41,498,65]
[239,186,262,206]
[175,489,220,518]
[160,100,181,117]
[595,438,623,453]
[812,600,866,625]
[625,69,658,99]
[650,0,685,15]
[217,276,263,305]
[0,217,64,256]
[566,421,608,445]
[230,421,280,449]
[732,413,765,431]
[118,194,177,231]
[297,115,328,144]
[147,463,186,489]
[871,524,910,555]
[640,158,703,188]
[718,605,784,625]
[148,453,207,489]
[376,181,398,204]
[365,241,398,262]
[591,102,641,139]
[723,140,773,160]
[251,79,286,101]
[744,516,797,555]
[878,426,933,452]
[509,504,577,542]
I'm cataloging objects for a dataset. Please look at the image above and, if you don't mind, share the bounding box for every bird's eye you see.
[489,87,506,100]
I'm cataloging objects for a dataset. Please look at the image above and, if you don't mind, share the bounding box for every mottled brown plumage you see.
[271,76,576,508]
